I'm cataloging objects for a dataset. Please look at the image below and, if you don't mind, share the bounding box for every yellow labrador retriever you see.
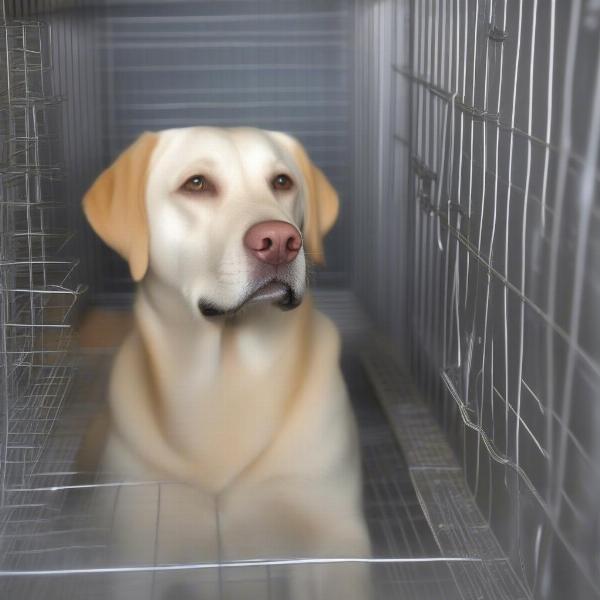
[81,127,371,599]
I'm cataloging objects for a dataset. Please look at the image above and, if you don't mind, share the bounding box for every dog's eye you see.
[271,174,294,192]
[180,175,216,194]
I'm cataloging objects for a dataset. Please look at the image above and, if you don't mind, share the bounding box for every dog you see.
[80,127,371,599]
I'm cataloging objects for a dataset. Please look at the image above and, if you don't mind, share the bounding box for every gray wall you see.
[49,3,106,300]
[352,0,411,345]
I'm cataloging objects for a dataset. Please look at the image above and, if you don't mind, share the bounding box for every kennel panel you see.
[0,6,84,498]
[354,0,600,598]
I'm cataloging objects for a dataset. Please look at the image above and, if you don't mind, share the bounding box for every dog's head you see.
[83,127,338,317]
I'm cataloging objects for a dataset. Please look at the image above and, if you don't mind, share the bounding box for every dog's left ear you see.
[268,131,339,266]
[83,132,158,281]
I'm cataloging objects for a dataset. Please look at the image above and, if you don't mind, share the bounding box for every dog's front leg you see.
[218,483,372,600]
[106,482,221,600]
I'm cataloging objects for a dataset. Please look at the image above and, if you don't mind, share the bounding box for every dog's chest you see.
[154,326,297,488]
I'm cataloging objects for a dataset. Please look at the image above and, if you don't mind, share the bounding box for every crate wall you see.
[352,1,600,597]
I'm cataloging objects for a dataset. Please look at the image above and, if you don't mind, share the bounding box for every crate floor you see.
[0,291,504,599]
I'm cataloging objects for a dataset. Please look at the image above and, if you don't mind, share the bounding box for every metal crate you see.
[0,1,598,599]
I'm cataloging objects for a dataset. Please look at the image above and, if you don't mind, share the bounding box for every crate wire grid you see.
[0,299,485,600]
[0,1,85,503]
[368,0,600,598]
[0,0,598,599]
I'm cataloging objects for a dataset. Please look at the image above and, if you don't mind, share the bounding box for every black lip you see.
[278,287,301,311]
[198,281,301,318]
[199,305,226,317]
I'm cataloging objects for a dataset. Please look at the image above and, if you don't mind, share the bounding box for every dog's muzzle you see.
[198,280,301,318]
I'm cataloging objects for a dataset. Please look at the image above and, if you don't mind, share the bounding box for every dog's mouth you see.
[198,280,301,318]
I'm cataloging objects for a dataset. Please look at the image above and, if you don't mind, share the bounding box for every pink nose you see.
[244,220,302,266]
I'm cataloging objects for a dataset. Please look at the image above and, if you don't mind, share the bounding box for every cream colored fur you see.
[82,127,371,600]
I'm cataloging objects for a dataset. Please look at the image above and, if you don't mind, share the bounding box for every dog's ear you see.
[268,131,339,266]
[83,132,158,281]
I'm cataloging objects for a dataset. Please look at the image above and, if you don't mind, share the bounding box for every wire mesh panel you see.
[0,7,85,498]
[385,0,600,598]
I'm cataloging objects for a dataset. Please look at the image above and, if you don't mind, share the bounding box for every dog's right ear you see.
[83,132,158,282]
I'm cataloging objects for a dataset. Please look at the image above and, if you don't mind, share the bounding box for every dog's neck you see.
[136,270,308,351]
[128,271,313,489]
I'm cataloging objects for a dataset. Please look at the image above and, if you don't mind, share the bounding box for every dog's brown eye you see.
[271,174,294,192]
[181,175,216,194]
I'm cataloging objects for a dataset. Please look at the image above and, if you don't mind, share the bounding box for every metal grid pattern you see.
[356,0,600,598]
[0,3,85,498]
[362,336,530,599]
[0,295,469,599]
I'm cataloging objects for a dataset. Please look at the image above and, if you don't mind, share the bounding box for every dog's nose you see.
[244,220,302,265]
